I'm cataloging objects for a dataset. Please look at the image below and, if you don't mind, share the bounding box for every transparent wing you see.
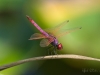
[29,33,46,40]
[44,20,69,34]
[56,27,82,38]
[40,38,54,47]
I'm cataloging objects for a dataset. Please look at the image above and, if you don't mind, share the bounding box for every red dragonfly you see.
[26,15,81,55]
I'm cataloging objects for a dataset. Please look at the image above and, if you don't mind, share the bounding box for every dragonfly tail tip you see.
[26,15,29,17]
[26,15,31,21]
[26,15,29,18]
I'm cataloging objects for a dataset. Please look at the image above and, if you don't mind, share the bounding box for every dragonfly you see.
[26,15,82,55]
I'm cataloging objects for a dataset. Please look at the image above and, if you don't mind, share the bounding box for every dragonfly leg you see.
[54,46,57,55]
[54,46,58,58]
[47,46,53,55]
[50,47,55,55]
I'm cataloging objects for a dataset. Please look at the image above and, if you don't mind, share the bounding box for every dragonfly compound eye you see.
[57,43,63,50]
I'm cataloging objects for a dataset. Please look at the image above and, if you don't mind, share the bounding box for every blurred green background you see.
[0,0,100,75]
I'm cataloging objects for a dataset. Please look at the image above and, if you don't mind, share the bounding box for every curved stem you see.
[0,54,100,71]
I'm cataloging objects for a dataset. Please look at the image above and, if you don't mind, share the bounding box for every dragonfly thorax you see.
[51,37,58,46]
[50,37,63,50]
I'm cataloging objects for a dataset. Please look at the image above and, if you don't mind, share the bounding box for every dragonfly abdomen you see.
[26,15,49,37]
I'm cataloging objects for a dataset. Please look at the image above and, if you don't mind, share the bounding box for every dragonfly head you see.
[57,43,63,50]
